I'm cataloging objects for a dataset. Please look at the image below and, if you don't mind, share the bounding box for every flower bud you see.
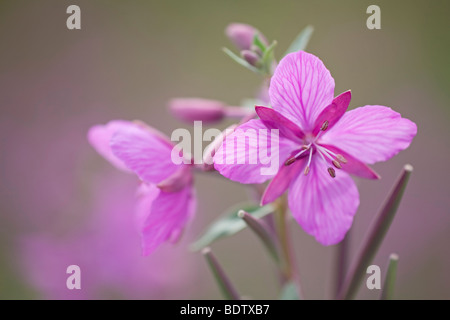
[225,23,268,51]
[241,50,261,67]
[169,98,226,124]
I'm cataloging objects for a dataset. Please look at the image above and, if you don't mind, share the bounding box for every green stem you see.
[332,230,350,298]
[273,195,304,299]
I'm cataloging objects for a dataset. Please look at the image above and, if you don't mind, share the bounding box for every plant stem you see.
[273,195,304,299]
[332,230,350,298]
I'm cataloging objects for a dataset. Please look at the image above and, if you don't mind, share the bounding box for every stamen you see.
[285,145,311,166]
[332,160,342,169]
[284,157,296,166]
[328,167,336,178]
[316,145,335,162]
[336,154,348,164]
[321,120,329,131]
[304,166,310,176]
[304,148,313,176]
[317,145,345,169]
[316,147,328,164]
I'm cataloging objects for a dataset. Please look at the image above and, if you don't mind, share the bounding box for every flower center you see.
[284,120,347,178]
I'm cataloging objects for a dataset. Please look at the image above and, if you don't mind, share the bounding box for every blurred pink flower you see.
[19,171,199,299]
[214,51,417,245]
[88,120,196,255]
[225,23,268,51]
[169,98,227,124]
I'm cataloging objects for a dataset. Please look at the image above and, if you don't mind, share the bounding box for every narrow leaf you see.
[284,25,314,56]
[380,253,399,300]
[337,164,413,300]
[253,33,267,53]
[238,210,280,263]
[222,47,261,74]
[202,247,240,300]
[191,203,274,251]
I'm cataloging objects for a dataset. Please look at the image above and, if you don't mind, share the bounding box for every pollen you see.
[327,167,336,178]
[332,160,342,169]
[321,120,329,131]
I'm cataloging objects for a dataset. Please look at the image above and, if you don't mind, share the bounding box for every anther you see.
[304,166,310,176]
[301,145,309,150]
[327,167,336,178]
[332,160,342,169]
[321,120,329,131]
[336,154,347,164]
[285,157,296,166]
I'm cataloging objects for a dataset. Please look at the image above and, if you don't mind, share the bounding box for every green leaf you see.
[261,40,277,74]
[191,202,275,251]
[222,47,261,74]
[279,282,300,300]
[284,25,314,56]
[253,34,267,53]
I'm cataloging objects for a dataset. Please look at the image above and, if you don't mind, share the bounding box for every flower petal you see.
[320,105,417,164]
[87,120,134,172]
[136,184,196,256]
[111,124,179,184]
[214,119,297,184]
[261,155,305,205]
[269,51,335,131]
[255,106,305,141]
[312,90,352,136]
[288,158,359,245]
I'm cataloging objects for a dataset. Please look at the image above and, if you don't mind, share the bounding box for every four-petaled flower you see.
[214,51,417,245]
[88,120,196,255]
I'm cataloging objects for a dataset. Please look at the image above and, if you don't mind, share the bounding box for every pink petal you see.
[214,119,297,184]
[261,155,305,205]
[157,165,193,192]
[110,124,180,184]
[87,120,134,172]
[255,106,305,141]
[288,158,359,245]
[269,51,335,132]
[136,184,196,256]
[320,144,380,179]
[320,105,417,164]
[312,90,352,136]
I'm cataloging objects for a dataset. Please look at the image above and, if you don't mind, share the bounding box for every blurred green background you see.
[0,0,449,299]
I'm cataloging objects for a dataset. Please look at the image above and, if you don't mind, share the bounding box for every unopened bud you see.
[225,23,268,51]
[169,98,226,124]
[241,50,261,67]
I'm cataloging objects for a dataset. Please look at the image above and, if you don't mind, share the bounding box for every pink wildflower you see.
[88,120,196,255]
[214,51,417,245]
